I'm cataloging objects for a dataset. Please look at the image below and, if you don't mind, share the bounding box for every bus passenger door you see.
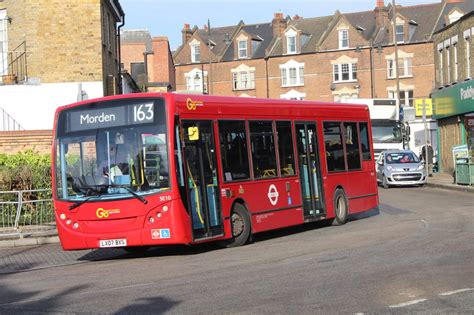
[296,123,324,219]
[182,120,223,240]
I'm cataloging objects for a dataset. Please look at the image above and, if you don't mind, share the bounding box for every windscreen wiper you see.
[69,195,100,211]
[110,184,148,205]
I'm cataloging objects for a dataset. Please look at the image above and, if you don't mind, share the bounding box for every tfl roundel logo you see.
[267,184,279,206]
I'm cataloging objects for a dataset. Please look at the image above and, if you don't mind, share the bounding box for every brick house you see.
[0,0,125,131]
[432,3,474,174]
[173,0,472,154]
[120,29,176,93]
[173,1,449,104]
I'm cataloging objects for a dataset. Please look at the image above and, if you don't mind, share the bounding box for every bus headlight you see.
[60,213,66,220]
[73,222,79,229]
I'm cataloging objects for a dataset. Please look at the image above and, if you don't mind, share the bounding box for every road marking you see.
[389,299,427,308]
[439,288,474,296]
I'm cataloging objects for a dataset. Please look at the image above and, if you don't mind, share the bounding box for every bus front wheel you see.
[332,189,348,226]
[226,203,251,248]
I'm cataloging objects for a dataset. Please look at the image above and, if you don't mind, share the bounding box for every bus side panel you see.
[220,178,304,234]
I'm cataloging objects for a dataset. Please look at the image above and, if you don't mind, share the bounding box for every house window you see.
[238,40,247,59]
[232,70,255,90]
[280,60,304,87]
[185,69,208,93]
[339,29,349,49]
[389,90,414,107]
[191,44,200,63]
[333,63,357,82]
[387,58,413,78]
[446,48,451,83]
[287,35,296,54]
[280,89,306,100]
[396,24,404,43]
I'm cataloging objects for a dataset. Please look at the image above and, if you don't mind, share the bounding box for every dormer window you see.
[339,29,349,49]
[190,40,201,63]
[396,23,404,43]
[285,28,298,54]
[448,9,463,25]
[238,40,248,59]
[287,35,296,54]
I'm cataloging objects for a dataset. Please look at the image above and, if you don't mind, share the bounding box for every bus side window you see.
[276,121,296,176]
[218,121,250,182]
[343,122,361,170]
[323,122,345,172]
[359,122,372,161]
[249,121,278,179]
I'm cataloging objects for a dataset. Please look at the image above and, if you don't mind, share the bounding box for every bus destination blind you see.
[67,102,154,132]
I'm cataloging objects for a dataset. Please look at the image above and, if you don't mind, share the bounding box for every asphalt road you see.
[0,186,473,314]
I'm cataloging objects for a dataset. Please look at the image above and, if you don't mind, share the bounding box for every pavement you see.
[0,171,472,250]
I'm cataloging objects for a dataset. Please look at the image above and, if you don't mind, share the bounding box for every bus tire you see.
[332,189,348,226]
[226,203,251,248]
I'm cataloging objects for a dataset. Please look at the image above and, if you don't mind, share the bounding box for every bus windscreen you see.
[55,98,169,201]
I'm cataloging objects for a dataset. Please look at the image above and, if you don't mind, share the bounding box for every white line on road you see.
[439,288,474,296]
[389,299,427,308]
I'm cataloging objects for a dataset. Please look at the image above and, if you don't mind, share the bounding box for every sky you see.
[120,0,440,50]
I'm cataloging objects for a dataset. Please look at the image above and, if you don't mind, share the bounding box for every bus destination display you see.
[67,102,154,132]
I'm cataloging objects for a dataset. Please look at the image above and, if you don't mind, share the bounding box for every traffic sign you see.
[415,99,433,116]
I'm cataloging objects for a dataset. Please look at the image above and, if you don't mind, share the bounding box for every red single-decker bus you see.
[52,93,378,250]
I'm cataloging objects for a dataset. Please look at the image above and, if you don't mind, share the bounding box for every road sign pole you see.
[422,100,429,182]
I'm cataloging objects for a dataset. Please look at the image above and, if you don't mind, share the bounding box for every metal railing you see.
[0,107,25,131]
[8,41,28,83]
[0,189,55,239]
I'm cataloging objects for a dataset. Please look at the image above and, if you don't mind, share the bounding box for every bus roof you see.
[55,92,370,121]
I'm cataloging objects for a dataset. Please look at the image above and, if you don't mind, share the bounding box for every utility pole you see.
[207,19,212,95]
[392,0,406,148]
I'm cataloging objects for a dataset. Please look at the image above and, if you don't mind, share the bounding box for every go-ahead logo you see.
[267,184,279,206]
[96,208,121,219]
[186,98,204,110]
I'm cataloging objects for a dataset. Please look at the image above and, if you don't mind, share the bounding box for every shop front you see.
[432,80,474,182]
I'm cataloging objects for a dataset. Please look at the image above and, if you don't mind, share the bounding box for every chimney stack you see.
[374,1,388,28]
[272,13,287,38]
[182,23,193,45]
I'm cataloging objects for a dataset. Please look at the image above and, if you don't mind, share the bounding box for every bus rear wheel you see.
[332,189,348,226]
[226,203,251,248]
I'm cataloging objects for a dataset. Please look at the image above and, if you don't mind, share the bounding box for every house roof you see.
[197,24,240,58]
[221,22,274,61]
[434,1,474,32]
[174,0,474,64]
[121,29,153,51]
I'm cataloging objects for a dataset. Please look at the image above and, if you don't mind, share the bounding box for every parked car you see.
[376,150,427,188]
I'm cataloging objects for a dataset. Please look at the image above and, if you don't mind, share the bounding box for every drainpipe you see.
[370,40,375,98]
[117,13,125,94]
[265,57,270,98]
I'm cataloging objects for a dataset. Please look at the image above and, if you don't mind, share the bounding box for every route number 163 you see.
[133,104,154,123]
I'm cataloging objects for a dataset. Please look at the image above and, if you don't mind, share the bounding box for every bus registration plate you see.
[99,239,127,248]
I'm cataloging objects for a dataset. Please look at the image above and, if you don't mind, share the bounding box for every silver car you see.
[376,150,427,188]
